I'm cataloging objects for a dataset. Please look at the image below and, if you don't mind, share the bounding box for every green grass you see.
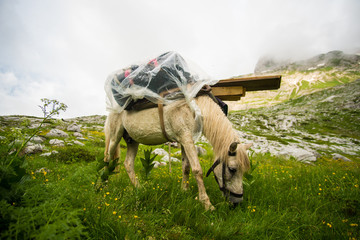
[1,142,359,239]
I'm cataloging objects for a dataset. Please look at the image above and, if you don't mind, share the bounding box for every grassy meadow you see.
[1,132,359,239]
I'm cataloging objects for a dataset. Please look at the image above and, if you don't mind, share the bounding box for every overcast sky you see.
[1,0,359,118]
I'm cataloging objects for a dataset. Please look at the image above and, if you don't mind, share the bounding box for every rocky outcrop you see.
[67,123,82,132]
[0,115,105,155]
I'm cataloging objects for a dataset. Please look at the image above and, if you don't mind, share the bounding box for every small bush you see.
[55,146,97,164]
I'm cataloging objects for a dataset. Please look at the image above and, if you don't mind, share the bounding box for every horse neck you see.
[196,96,238,161]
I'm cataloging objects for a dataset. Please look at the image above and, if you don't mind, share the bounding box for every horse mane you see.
[196,95,250,171]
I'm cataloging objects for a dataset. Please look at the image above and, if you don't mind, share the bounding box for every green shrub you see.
[55,146,97,164]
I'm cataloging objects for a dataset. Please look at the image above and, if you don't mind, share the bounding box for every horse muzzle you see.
[220,187,243,206]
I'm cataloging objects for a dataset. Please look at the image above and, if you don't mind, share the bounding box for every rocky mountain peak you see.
[254,50,360,74]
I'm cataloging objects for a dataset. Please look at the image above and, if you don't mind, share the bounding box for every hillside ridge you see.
[228,50,360,111]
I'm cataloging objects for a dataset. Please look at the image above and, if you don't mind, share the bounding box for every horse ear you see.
[229,142,239,153]
[244,143,253,150]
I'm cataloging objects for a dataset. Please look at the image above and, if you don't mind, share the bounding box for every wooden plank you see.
[213,75,281,92]
[216,95,242,101]
[211,86,245,97]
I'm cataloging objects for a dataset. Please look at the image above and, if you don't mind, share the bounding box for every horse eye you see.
[228,167,237,174]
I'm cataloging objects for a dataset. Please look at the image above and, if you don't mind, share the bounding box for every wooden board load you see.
[211,75,282,101]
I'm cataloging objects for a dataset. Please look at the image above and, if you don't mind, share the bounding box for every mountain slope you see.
[230,79,360,162]
[227,50,360,111]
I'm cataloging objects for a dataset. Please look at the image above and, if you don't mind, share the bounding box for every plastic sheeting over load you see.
[105,51,218,113]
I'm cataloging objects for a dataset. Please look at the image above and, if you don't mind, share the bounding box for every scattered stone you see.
[23,144,44,154]
[332,153,352,162]
[29,123,41,129]
[46,129,69,138]
[170,142,180,148]
[153,161,167,168]
[321,95,336,103]
[152,148,168,156]
[154,161,160,168]
[40,152,51,157]
[277,146,318,162]
[73,140,85,146]
[73,132,83,138]
[40,150,59,157]
[49,139,65,146]
[161,155,180,162]
[35,167,51,174]
[31,136,46,143]
[67,123,81,132]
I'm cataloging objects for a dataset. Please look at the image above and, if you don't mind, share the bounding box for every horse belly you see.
[123,109,168,145]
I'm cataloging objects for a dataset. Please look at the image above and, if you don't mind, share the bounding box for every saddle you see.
[108,52,228,141]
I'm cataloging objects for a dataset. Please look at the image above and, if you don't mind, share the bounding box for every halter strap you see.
[206,160,243,199]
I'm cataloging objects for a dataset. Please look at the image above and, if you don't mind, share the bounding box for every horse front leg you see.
[124,141,140,187]
[181,145,190,190]
[181,138,214,211]
[104,113,123,163]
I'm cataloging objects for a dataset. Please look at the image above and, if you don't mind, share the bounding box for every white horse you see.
[104,95,251,210]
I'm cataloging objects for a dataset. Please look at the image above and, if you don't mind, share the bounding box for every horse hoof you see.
[206,205,215,211]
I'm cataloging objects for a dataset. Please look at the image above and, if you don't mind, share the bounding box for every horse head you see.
[206,141,252,207]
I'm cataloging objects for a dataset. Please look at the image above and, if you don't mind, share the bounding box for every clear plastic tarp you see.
[105,51,218,113]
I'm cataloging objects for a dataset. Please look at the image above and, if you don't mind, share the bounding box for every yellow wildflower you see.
[134,215,139,219]
[350,223,358,227]
[105,203,110,206]
[113,211,117,215]
[106,192,110,195]
[327,223,332,228]
[91,182,95,185]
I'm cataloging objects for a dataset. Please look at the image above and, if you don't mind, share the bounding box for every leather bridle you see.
[206,159,244,199]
